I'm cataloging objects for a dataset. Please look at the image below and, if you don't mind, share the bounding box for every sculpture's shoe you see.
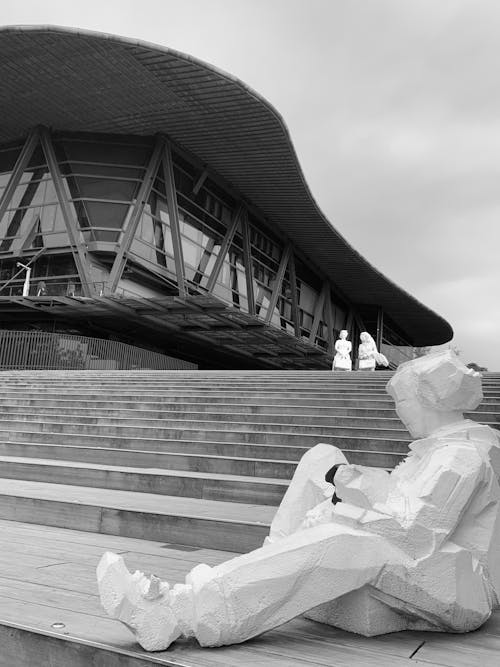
[97,551,181,651]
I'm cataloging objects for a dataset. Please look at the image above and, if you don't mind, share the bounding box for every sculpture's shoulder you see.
[409,431,486,478]
[441,421,500,471]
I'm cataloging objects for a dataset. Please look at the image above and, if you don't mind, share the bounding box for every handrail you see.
[0,330,196,370]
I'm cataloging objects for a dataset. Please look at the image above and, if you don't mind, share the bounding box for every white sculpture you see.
[97,350,500,650]
[332,330,352,371]
[358,331,389,370]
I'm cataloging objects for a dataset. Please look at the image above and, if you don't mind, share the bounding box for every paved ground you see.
[0,519,498,666]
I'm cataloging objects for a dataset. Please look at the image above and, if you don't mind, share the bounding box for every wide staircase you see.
[0,370,498,553]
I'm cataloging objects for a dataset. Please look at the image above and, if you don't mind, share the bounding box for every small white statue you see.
[358,331,389,370]
[332,329,352,371]
[97,350,500,650]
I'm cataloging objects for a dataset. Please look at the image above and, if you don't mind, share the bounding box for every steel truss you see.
[0,128,366,350]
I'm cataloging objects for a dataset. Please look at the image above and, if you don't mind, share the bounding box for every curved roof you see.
[0,25,452,345]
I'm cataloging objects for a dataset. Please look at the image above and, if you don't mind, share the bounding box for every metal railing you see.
[0,330,196,370]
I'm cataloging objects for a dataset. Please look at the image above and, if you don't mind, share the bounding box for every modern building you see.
[0,25,452,369]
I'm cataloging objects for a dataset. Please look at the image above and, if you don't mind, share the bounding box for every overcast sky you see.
[3,0,499,369]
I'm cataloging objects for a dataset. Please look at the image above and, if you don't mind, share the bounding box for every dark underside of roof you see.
[0,25,453,346]
[0,294,334,370]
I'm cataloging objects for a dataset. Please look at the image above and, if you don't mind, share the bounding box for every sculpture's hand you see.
[301,499,334,529]
[333,464,360,486]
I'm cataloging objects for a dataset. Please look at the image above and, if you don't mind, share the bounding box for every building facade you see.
[0,26,452,369]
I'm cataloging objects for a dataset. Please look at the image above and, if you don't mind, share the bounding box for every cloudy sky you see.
[3,0,499,368]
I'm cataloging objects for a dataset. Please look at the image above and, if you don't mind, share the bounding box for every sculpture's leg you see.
[98,522,407,650]
[374,546,493,633]
[265,443,348,544]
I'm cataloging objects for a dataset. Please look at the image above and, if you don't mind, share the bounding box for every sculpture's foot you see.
[97,552,181,651]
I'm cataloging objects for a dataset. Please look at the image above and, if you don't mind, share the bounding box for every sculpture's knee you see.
[303,443,346,463]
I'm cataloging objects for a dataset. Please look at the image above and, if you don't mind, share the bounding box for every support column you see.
[264,244,291,325]
[162,141,187,298]
[39,127,95,296]
[0,128,41,229]
[324,283,334,354]
[206,203,244,294]
[240,209,255,316]
[192,168,208,196]
[287,250,301,338]
[309,282,327,343]
[108,135,165,293]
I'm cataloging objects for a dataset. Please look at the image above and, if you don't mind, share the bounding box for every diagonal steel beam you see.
[0,167,46,252]
[206,203,244,294]
[240,208,255,316]
[193,237,215,285]
[161,140,187,298]
[0,127,41,231]
[287,249,301,337]
[192,168,208,196]
[323,282,334,354]
[108,135,166,292]
[309,281,328,342]
[264,243,291,325]
[39,127,95,296]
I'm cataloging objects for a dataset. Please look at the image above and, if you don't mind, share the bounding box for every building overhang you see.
[0,25,453,346]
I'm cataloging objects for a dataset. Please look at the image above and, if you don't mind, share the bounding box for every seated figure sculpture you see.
[332,329,352,371]
[96,350,500,651]
[358,331,389,370]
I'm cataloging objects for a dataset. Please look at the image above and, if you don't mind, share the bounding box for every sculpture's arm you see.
[332,443,485,557]
[398,443,485,542]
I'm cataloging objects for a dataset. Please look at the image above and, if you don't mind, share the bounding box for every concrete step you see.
[0,387,498,401]
[0,417,411,442]
[0,369,496,381]
[0,368,495,557]
[0,478,273,552]
[0,456,288,505]
[0,409,406,430]
[0,429,410,459]
[0,441,298,478]
[2,406,496,427]
[465,410,500,423]
[0,396,498,418]
[0,394,396,408]
[0,440,404,472]
[0,388,396,400]
[1,376,499,387]
[0,400,401,419]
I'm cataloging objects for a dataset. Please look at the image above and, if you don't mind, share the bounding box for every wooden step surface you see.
[0,520,498,667]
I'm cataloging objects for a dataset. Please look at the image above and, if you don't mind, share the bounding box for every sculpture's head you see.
[360,332,370,343]
[386,350,482,438]
[339,330,348,339]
